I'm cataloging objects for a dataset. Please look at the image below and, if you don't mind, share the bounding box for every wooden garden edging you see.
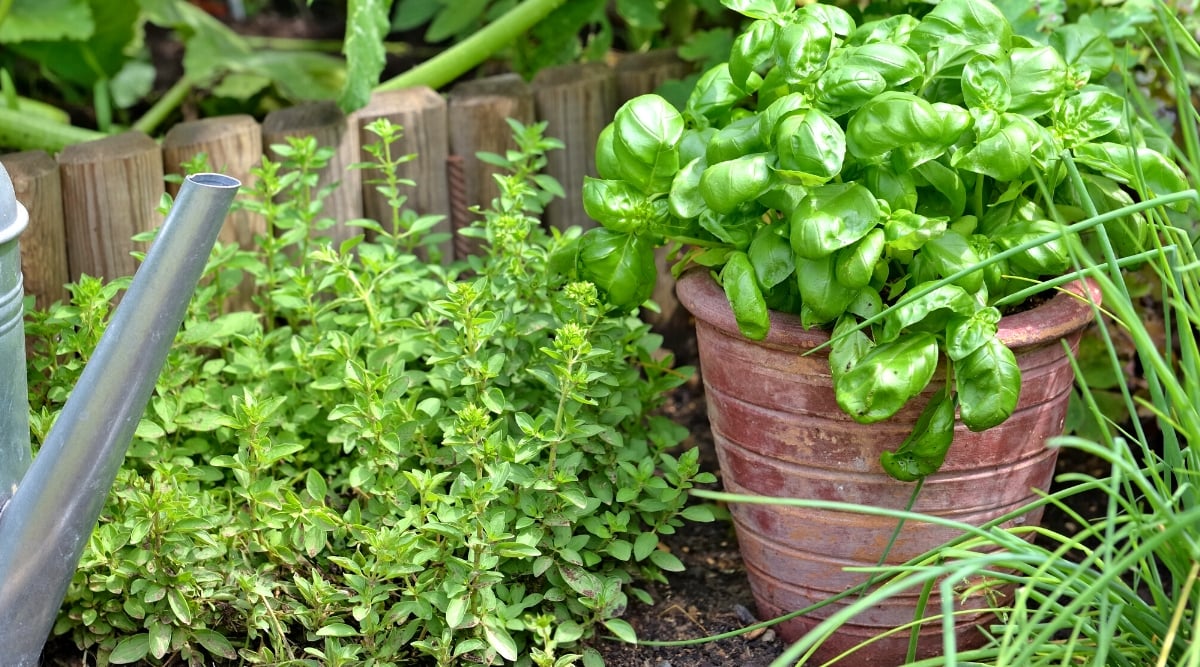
[3,51,693,313]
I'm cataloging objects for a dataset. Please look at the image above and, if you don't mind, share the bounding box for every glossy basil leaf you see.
[707,115,764,164]
[830,314,875,383]
[920,229,984,293]
[775,14,835,85]
[952,113,1038,181]
[863,165,918,212]
[847,285,884,319]
[720,251,771,340]
[1007,46,1068,118]
[796,254,859,325]
[1050,22,1115,83]
[815,66,887,118]
[800,3,855,38]
[881,282,975,342]
[698,208,758,249]
[834,227,885,289]
[945,306,1000,361]
[1072,142,1189,209]
[721,0,794,20]
[748,224,795,289]
[913,157,967,218]
[841,43,923,89]
[971,235,1013,299]
[729,20,778,90]
[595,123,622,180]
[699,153,773,215]
[835,332,940,423]
[790,183,883,259]
[577,228,656,310]
[679,127,716,166]
[909,0,1012,56]
[582,177,665,232]
[1076,173,1148,257]
[884,209,948,252]
[957,337,1020,431]
[775,109,845,186]
[990,218,1070,276]
[850,15,919,46]
[756,92,808,146]
[668,157,707,219]
[612,94,684,194]
[880,387,956,481]
[687,63,747,126]
[962,53,1011,111]
[690,246,734,268]
[1054,86,1122,147]
[757,182,808,214]
[847,92,950,161]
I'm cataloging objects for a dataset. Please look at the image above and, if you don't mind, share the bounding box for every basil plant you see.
[568,0,1188,481]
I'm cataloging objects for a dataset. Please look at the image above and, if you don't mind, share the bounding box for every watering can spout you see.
[0,169,240,665]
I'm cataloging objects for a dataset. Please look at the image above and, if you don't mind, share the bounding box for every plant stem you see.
[243,34,413,57]
[0,107,105,152]
[375,0,566,92]
[132,75,193,136]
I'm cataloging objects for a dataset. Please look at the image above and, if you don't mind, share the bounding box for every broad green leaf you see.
[306,469,328,501]
[650,549,686,571]
[613,95,685,193]
[881,283,976,342]
[912,159,967,218]
[835,332,940,423]
[1050,22,1115,82]
[1072,142,1189,208]
[633,531,659,560]
[879,387,956,481]
[957,337,1021,430]
[603,617,639,644]
[945,307,1001,361]
[338,0,390,112]
[669,157,708,219]
[109,634,150,664]
[775,109,845,186]
[699,153,773,214]
[830,315,875,383]
[863,165,917,212]
[755,92,807,146]
[839,43,923,89]
[0,0,92,42]
[1007,46,1068,117]
[799,3,856,37]
[721,251,771,340]
[191,629,236,659]
[909,0,1012,56]
[578,228,657,309]
[815,65,886,117]
[10,0,135,86]
[953,113,1038,181]
[834,227,885,289]
[687,63,746,126]
[850,15,920,46]
[990,218,1070,276]
[595,123,622,179]
[484,623,519,662]
[729,19,778,90]
[962,53,1012,111]
[790,183,883,258]
[582,177,665,232]
[721,0,794,20]
[775,14,834,85]
[748,224,795,289]
[846,92,949,161]
[706,115,763,164]
[167,587,192,625]
[920,230,984,293]
[795,254,859,325]
[1054,87,1122,146]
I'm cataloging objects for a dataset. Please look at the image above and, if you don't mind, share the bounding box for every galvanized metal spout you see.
[0,172,240,665]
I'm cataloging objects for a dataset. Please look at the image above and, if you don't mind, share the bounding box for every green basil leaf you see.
[846,92,953,162]
[830,314,875,383]
[952,113,1038,181]
[729,19,778,90]
[920,229,984,293]
[669,156,708,219]
[577,228,656,309]
[990,218,1070,276]
[909,0,1012,57]
[757,181,808,213]
[721,251,771,340]
[880,387,956,481]
[706,115,764,164]
[698,208,759,249]
[612,94,684,194]
[815,65,887,118]
[840,43,923,89]
[775,14,835,85]
[721,0,794,20]
[945,306,1000,361]
[687,63,747,126]
[582,177,664,232]
[884,209,948,252]
[595,123,622,180]
[956,337,1020,431]
[1053,86,1123,147]
[748,223,795,289]
[1072,142,1189,209]
[863,165,918,212]
[774,109,845,186]
[850,15,919,46]
[756,92,808,146]
[699,153,773,215]
[962,53,1012,111]
[790,183,883,258]
[679,127,716,165]
[913,159,967,218]
[1007,46,1068,118]
[799,3,856,38]
[1076,174,1148,257]
[846,285,884,319]
[834,227,884,289]
[881,282,975,343]
[835,332,940,423]
[796,254,859,325]
[1050,22,1115,83]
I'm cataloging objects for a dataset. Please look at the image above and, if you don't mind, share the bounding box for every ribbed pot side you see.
[675,268,1101,665]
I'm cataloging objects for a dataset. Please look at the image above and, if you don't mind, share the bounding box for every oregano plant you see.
[26,118,714,666]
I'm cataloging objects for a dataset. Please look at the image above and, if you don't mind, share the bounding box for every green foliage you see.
[568,0,1189,482]
[26,118,713,665]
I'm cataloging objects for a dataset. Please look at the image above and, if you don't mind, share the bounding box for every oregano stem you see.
[375,0,565,92]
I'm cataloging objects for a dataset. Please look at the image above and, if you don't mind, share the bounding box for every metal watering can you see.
[0,164,239,665]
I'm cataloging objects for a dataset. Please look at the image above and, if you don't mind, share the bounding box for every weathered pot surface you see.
[676,268,1101,665]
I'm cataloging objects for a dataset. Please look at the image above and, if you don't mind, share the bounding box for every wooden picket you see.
[1,51,693,309]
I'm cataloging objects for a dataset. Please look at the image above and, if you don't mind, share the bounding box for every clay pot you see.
[675,268,1101,665]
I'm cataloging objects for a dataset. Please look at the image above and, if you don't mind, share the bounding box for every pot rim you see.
[675,267,1103,354]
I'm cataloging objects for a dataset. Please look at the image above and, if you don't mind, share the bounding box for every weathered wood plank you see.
[1,151,68,308]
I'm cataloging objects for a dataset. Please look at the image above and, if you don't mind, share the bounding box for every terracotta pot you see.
[675,268,1101,665]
